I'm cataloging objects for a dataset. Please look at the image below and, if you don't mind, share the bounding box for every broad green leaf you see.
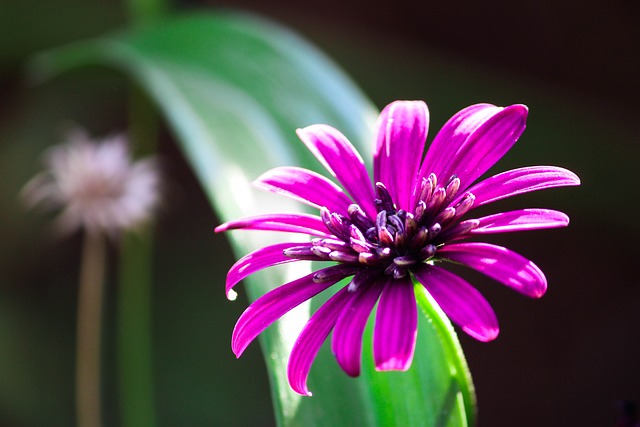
[31,12,475,426]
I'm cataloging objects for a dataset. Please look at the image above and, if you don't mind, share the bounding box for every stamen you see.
[375,182,395,213]
[376,247,393,259]
[313,265,358,283]
[428,223,442,239]
[387,214,404,234]
[329,212,352,240]
[408,226,429,249]
[358,252,382,266]
[365,227,377,241]
[453,193,475,218]
[378,226,394,246]
[310,245,332,259]
[415,200,427,223]
[417,175,434,205]
[329,250,359,264]
[444,176,461,205]
[282,246,320,260]
[418,244,437,260]
[347,269,380,292]
[312,238,350,252]
[386,264,407,279]
[348,204,374,230]
[376,211,395,246]
[404,212,417,237]
[433,206,456,227]
[320,207,341,237]
[425,187,446,216]
[393,255,417,266]
[349,224,366,241]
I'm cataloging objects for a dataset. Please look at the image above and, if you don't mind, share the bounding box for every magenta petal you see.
[373,276,417,371]
[255,166,353,216]
[418,103,500,200]
[215,213,332,238]
[287,286,352,396]
[453,166,581,209]
[225,242,306,298]
[413,264,499,342]
[297,125,377,220]
[438,104,528,193]
[374,101,429,211]
[470,209,570,234]
[438,242,547,298]
[232,268,352,358]
[331,277,385,377]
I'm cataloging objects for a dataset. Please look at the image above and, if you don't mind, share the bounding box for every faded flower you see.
[23,128,161,236]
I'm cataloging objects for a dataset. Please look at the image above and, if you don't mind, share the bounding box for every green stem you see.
[117,229,156,427]
[76,231,106,427]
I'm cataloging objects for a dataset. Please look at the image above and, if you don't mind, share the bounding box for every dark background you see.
[0,0,638,426]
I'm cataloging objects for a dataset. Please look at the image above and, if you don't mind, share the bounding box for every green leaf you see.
[31,12,475,426]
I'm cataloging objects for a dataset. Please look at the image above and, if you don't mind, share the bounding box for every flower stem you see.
[76,231,106,427]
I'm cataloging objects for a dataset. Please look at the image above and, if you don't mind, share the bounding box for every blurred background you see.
[0,0,638,426]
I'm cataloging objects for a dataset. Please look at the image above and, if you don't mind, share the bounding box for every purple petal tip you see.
[375,358,412,372]
[464,326,500,342]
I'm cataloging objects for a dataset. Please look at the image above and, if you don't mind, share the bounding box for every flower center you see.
[285,174,478,280]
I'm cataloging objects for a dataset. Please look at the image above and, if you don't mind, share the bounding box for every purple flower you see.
[215,100,580,395]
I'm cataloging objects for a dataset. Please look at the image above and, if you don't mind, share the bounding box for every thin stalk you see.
[117,229,156,427]
[76,231,106,427]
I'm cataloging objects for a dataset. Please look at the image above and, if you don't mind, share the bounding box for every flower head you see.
[23,128,161,237]
[216,100,580,395]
